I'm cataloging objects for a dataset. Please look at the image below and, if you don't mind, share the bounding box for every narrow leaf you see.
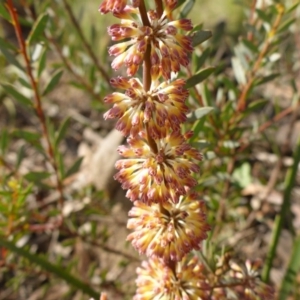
[256,9,271,23]
[192,30,212,47]
[27,13,49,45]
[0,237,100,298]
[38,47,47,77]
[188,107,214,122]
[0,129,9,154]
[241,38,258,53]
[43,70,63,95]
[0,3,10,21]
[279,236,300,299]
[231,57,246,85]
[254,73,280,86]
[175,0,187,9]
[0,44,24,70]
[286,2,300,14]
[0,36,17,51]
[16,145,26,170]
[195,48,210,72]
[2,84,32,107]
[180,0,195,18]
[278,18,296,34]
[24,171,51,182]
[64,157,84,179]
[194,107,214,119]
[13,130,40,142]
[185,67,215,88]
[55,118,70,148]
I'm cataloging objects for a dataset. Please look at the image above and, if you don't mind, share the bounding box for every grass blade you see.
[262,138,300,282]
[279,236,300,299]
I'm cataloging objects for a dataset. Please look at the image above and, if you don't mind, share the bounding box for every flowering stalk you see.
[99,0,274,298]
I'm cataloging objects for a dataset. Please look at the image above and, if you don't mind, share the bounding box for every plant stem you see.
[6,0,65,218]
[237,4,284,112]
[155,0,163,18]
[139,0,158,153]
[262,137,300,282]
[138,0,150,27]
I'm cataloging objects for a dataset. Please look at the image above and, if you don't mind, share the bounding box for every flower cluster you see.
[127,192,210,261]
[115,131,202,203]
[103,1,193,78]
[104,77,189,138]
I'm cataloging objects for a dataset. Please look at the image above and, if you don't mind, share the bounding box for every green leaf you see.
[190,118,205,142]
[0,129,9,155]
[192,30,212,47]
[194,107,214,119]
[180,0,195,18]
[175,0,187,9]
[286,2,300,14]
[254,73,280,86]
[278,18,296,34]
[241,38,258,53]
[188,107,214,123]
[0,36,17,51]
[57,152,65,180]
[13,130,40,142]
[256,8,272,23]
[231,57,246,85]
[279,236,300,299]
[246,99,268,113]
[18,77,32,89]
[27,13,49,45]
[55,117,70,148]
[1,84,32,107]
[185,67,215,88]
[64,157,84,179]
[195,47,210,72]
[43,70,63,95]
[204,84,213,106]
[0,237,100,298]
[38,47,48,77]
[0,3,10,21]
[24,171,51,182]
[0,43,24,70]
[16,145,26,170]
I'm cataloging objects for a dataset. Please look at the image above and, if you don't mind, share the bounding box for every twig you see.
[237,4,285,112]
[6,1,65,217]
[61,226,141,262]
[61,0,110,84]
[247,0,258,42]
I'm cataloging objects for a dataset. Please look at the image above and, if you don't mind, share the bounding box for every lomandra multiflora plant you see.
[99,0,274,299]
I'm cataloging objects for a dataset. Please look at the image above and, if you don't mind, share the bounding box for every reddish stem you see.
[6,1,64,217]
[155,0,163,18]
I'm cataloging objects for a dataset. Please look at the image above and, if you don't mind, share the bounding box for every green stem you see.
[262,138,300,282]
